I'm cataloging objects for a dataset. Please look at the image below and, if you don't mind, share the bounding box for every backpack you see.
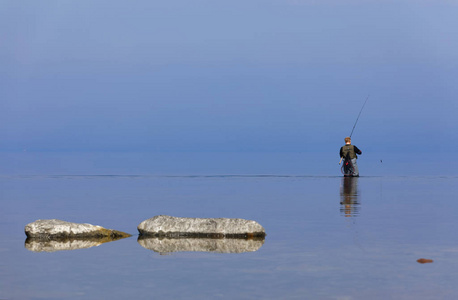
[341,152,354,176]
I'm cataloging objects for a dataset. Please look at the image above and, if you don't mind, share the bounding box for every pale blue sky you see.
[1,0,457,154]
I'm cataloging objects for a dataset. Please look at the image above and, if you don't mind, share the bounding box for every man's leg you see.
[351,158,359,177]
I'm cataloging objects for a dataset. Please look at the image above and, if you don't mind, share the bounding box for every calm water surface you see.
[1,153,458,299]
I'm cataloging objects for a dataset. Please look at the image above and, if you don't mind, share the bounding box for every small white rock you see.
[25,219,131,239]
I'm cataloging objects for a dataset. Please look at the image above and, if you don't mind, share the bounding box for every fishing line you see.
[349,95,370,138]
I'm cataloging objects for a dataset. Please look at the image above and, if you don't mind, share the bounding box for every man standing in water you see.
[340,137,362,177]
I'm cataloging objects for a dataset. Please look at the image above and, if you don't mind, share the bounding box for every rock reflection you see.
[340,177,360,217]
[138,236,265,254]
[25,236,130,252]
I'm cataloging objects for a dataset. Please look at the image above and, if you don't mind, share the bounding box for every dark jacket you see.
[340,144,362,159]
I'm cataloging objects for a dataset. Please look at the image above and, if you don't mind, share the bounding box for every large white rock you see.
[25,219,131,239]
[137,215,266,238]
[138,237,264,254]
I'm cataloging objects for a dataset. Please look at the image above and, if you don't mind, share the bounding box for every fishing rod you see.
[349,95,370,138]
[339,95,370,165]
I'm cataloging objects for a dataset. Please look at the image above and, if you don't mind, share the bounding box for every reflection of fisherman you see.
[340,177,360,217]
[340,137,362,177]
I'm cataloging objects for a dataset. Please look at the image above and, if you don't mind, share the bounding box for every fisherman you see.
[340,137,362,177]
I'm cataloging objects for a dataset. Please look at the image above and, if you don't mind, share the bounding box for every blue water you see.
[1,152,457,299]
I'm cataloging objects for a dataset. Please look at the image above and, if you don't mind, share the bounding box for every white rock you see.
[25,219,131,239]
[137,215,266,238]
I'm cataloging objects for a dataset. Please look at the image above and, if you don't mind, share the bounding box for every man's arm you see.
[354,146,362,155]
